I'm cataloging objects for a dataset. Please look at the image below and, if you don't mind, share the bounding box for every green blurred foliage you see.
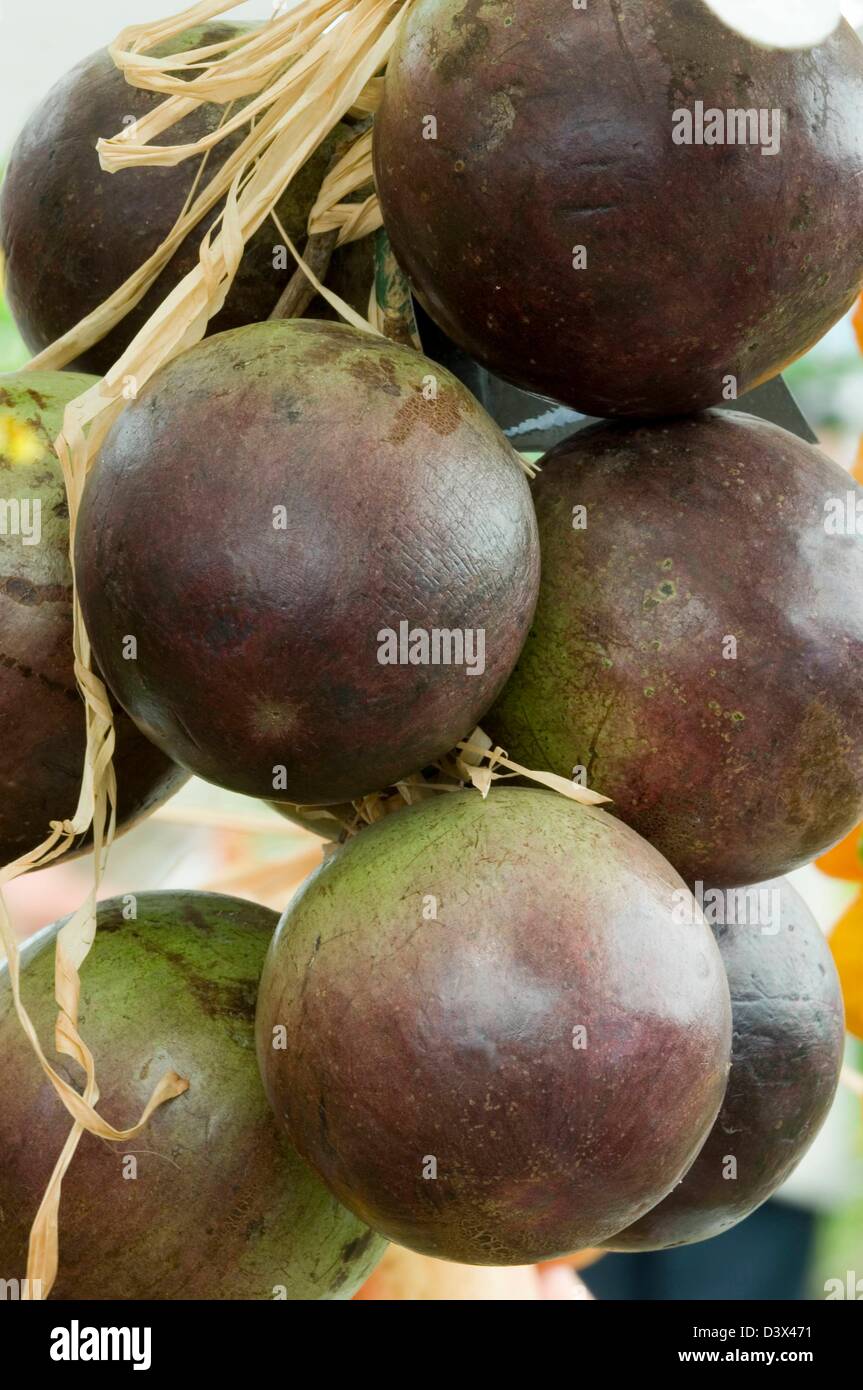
[0,289,29,374]
[812,1190,863,1299]
[0,163,28,374]
[787,346,863,436]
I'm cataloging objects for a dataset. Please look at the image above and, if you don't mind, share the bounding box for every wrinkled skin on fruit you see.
[75,319,539,805]
[0,892,385,1299]
[0,372,186,865]
[0,23,337,376]
[256,789,732,1265]
[374,0,863,417]
[484,412,863,888]
[607,877,845,1250]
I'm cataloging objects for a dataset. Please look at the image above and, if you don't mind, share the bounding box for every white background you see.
[0,1,275,151]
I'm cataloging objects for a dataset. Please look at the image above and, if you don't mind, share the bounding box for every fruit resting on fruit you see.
[0,22,338,376]
[484,411,863,888]
[374,0,863,416]
[0,371,186,866]
[75,319,539,805]
[0,892,385,1299]
[607,876,845,1250]
[255,788,732,1265]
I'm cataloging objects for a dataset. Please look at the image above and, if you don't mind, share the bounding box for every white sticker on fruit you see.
[703,0,842,50]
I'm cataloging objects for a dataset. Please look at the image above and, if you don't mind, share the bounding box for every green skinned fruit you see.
[0,371,186,866]
[484,411,863,888]
[256,788,732,1265]
[0,891,385,1299]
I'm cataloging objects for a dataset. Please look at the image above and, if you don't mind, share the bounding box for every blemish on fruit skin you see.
[386,387,461,445]
[643,579,677,609]
[707,703,745,726]
[251,699,301,739]
[660,558,674,571]
[644,686,655,698]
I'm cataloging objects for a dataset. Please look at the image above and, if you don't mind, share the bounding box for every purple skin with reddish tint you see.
[256,788,733,1265]
[484,411,863,888]
[0,23,338,377]
[607,876,845,1250]
[374,0,863,417]
[74,319,540,805]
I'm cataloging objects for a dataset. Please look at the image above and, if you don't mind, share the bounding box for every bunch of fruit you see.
[1,1,862,1297]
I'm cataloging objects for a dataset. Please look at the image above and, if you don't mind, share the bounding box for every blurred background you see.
[1,0,862,1302]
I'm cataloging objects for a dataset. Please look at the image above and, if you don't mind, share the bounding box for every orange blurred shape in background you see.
[541,1248,605,1273]
[816,817,863,1042]
[854,296,863,482]
[816,823,863,882]
[853,294,863,356]
[830,895,863,1043]
[842,297,863,1044]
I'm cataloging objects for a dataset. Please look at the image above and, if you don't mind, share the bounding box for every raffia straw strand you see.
[28,3,393,371]
[99,1,395,169]
[456,743,613,806]
[271,209,381,334]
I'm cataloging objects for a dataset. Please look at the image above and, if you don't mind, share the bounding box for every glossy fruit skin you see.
[374,0,863,417]
[0,23,334,376]
[484,411,863,888]
[606,877,845,1250]
[256,788,732,1265]
[0,371,186,866]
[0,891,385,1299]
[75,319,539,805]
